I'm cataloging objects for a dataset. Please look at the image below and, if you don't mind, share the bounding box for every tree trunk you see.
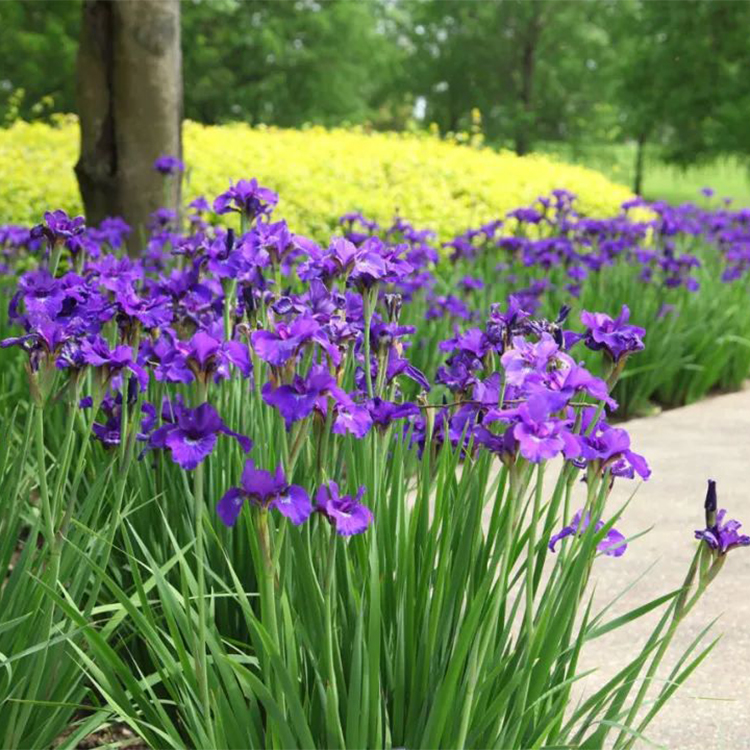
[514,6,543,157]
[633,132,647,195]
[75,0,182,248]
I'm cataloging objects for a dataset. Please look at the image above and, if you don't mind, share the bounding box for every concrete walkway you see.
[581,388,750,749]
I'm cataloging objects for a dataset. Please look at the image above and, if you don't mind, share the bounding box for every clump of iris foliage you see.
[0,166,748,750]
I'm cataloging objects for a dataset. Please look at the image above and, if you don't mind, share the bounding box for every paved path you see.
[581,388,750,750]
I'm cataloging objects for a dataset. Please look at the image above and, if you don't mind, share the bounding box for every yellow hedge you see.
[0,117,634,239]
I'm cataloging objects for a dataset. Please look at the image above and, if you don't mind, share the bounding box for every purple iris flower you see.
[188,196,211,214]
[435,356,477,393]
[367,398,420,429]
[261,367,337,429]
[575,419,651,480]
[251,312,339,367]
[85,217,131,252]
[331,401,372,439]
[153,329,252,384]
[473,424,517,462]
[147,398,252,470]
[78,335,149,391]
[217,460,311,527]
[153,155,185,175]
[114,280,173,330]
[87,395,155,448]
[459,275,484,292]
[550,362,617,409]
[425,294,472,322]
[213,179,279,220]
[501,333,561,387]
[339,211,379,244]
[315,481,373,536]
[357,238,413,287]
[694,480,750,554]
[440,328,491,360]
[31,210,86,251]
[549,509,627,557]
[2,318,66,356]
[149,208,178,232]
[262,365,368,435]
[579,305,645,362]
[508,206,543,225]
[512,401,576,463]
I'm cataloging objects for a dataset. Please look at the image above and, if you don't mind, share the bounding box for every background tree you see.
[0,1,80,123]
[614,0,750,191]
[401,0,616,155]
[75,0,182,238]
[2,0,750,204]
[182,0,403,127]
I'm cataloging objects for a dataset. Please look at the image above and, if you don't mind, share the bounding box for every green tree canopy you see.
[0,0,81,122]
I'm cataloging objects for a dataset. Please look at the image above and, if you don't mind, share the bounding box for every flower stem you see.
[362,287,376,399]
[614,546,703,750]
[193,460,212,731]
[33,405,54,548]
[525,463,545,636]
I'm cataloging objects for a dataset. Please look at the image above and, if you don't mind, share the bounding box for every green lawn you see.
[539,141,750,207]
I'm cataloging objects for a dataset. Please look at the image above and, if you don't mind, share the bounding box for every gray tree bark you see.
[75,0,182,247]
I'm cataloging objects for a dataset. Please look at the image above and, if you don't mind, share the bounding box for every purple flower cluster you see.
[424,304,650,481]
[2,180,665,552]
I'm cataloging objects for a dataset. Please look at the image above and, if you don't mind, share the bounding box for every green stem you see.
[362,287,376,399]
[256,507,284,744]
[12,406,60,745]
[49,242,63,277]
[193,460,212,728]
[82,379,140,620]
[614,547,703,750]
[525,463,545,636]
[33,405,54,548]
[51,392,80,526]
[321,506,345,746]
[258,509,279,637]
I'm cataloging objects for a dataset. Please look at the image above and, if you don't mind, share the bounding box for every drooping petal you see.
[217,487,245,527]
[271,484,312,526]
[262,382,317,428]
[333,501,373,536]
[218,424,253,454]
[548,525,575,552]
[165,430,217,470]
[598,527,628,557]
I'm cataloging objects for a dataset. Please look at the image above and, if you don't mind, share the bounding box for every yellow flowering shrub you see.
[0,117,634,238]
